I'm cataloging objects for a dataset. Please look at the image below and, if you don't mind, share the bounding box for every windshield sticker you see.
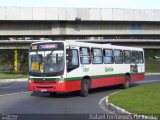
[40,64,44,72]
[31,45,37,50]
[32,62,39,71]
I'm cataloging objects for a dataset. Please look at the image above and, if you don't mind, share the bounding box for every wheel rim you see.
[125,75,130,89]
[84,81,88,94]
[126,80,129,88]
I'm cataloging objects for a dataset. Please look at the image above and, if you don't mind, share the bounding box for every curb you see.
[0,78,28,83]
[105,92,158,120]
[145,73,160,76]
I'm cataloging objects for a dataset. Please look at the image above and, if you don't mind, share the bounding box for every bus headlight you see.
[59,75,64,84]
[28,79,32,83]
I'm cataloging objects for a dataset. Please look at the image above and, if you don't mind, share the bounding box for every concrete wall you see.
[0,7,160,21]
[0,22,51,35]
[1,22,160,36]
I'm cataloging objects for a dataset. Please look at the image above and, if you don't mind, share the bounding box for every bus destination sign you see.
[39,44,58,49]
[30,42,64,51]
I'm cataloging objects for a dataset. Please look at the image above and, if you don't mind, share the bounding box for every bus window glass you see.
[139,51,144,63]
[29,51,64,76]
[71,50,79,65]
[80,47,90,64]
[103,49,113,64]
[67,49,79,72]
[92,48,103,64]
[124,51,131,64]
[114,50,123,64]
[132,51,139,64]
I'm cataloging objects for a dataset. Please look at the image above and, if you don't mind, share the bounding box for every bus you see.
[28,40,145,97]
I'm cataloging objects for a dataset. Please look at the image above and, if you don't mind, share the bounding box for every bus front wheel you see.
[80,79,90,97]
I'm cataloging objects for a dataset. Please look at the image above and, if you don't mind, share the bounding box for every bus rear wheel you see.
[123,75,130,89]
[80,79,90,97]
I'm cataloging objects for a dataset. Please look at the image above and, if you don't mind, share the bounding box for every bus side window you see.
[66,49,79,72]
[103,49,114,64]
[80,47,90,64]
[139,51,144,64]
[132,51,139,64]
[92,48,103,64]
[124,50,131,64]
[114,50,123,64]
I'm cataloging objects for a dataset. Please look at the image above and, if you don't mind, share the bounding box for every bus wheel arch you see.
[83,76,92,89]
[80,76,91,97]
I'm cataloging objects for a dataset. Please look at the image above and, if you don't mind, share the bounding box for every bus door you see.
[66,47,79,73]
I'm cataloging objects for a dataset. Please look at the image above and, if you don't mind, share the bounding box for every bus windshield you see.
[29,43,64,76]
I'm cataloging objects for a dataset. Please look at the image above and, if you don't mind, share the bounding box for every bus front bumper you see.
[28,81,66,92]
[28,80,81,92]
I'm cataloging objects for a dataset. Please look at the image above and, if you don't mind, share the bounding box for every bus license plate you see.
[41,89,47,92]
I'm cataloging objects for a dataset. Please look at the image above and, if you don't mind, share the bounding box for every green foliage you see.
[0,49,28,75]
[0,49,14,71]
[109,84,160,115]
[143,50,160,73]
[145,50,160,58]
[19,49,28,75]
[145,59,160,73]
[0,71,28,79]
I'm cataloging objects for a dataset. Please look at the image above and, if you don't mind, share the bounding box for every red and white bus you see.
[28,40,145,97]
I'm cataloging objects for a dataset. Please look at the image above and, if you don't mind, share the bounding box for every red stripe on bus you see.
[131,74,144,82]
[91,76,124,88]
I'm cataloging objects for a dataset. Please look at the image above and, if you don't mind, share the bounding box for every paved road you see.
[0,75,159,114]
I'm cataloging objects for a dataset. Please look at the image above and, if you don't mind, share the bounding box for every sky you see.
[0,0,160,9]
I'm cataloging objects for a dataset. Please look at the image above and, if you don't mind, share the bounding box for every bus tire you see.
[123,75,130,89]
[80,79,90,97]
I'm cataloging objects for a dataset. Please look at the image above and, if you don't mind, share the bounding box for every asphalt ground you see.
[0,75,159,119]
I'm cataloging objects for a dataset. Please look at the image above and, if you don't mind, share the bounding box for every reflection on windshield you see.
[29,50,64,76]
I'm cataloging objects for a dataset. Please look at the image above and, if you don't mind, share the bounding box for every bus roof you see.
[67,40,143,51]
[31,40,143,51]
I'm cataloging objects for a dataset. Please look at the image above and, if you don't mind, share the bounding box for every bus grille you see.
[34,81,57,84]
[36,86,53,89]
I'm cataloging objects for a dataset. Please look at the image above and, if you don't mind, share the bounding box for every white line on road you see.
[0,91,31,97]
